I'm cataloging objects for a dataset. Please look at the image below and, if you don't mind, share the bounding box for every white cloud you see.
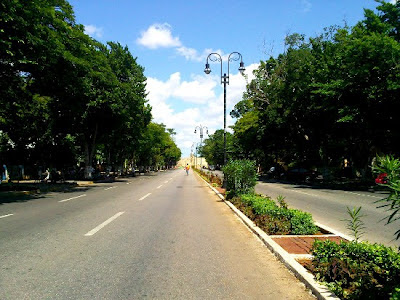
[137,23,226,62]
[84,24,103,38]
[136,23,182,49]
[145,63,260,158]
[301,0,312,12]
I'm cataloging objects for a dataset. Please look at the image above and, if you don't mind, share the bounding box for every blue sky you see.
[68,0,383,158]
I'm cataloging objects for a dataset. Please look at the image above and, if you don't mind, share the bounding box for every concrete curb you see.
[195,172,340,300]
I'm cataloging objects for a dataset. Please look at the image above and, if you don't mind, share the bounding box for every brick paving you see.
[271,235,347,254]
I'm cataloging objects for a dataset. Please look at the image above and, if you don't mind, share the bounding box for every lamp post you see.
[195,142,201,169]
[194,124,208,169]
[191,142,195,166]
[204,52,245,166]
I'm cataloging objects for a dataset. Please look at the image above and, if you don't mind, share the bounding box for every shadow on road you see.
[0,183,91,205]
[258,176,387,194]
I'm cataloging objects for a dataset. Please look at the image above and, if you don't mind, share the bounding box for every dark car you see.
[266,165,285,179]
[286,168,319,182]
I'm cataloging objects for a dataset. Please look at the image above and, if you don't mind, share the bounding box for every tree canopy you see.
[231,0,400,178]
[0,0,180,179]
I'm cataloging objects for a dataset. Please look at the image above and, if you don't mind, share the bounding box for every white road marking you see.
[156,185,163,189]
[59,194,87,203]
[291,190,319,197]
[139,193,151,201]
[344,191,383,199]
[0,214,13,219]
[84,212,125,236]
[104,186,116,191]
[164,180,169,183]
[126,182,130,185]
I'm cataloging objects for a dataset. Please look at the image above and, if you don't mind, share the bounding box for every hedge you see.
[312,240,400,299]
[232,194,318,235]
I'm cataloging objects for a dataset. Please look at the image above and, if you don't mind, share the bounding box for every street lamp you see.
[191,142,195,166]
[204,52,245,166]
[194,124,208,168]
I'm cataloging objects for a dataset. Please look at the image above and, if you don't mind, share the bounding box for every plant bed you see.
[310,240,400,299]
[230,193,319,235]
[296,258,313,272]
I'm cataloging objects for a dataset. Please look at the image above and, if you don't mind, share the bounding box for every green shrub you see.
[373,155,400,240]
[312,240,400,299]
[289,210,318,235]
[233,194,317,235]
[223,160,257,195]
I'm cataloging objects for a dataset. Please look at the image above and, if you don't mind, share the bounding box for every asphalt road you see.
[0,170,313,299]
[255,180,399,248]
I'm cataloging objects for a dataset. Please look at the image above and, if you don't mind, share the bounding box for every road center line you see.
[164,180,169,183]
[104,186,116,190]
[291,190,319,197]
[156,185,163,189]
[139,193,151,201]
[84,212,125,236]
[59,194,87,203]
[344,191,382,199]
[0,214,14,219]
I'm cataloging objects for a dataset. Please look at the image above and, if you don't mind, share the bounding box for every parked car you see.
[285,167,319,182]
[266,165,285,179]
[208,165,216,171]
[375,173,388,184]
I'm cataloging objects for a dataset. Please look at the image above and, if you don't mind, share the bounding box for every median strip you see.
[138,193,151,201]
[0,214,14,219]
[84,211,125,236]
[59,194,87,203]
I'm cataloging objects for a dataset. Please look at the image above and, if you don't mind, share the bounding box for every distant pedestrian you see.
[185,164,190,175]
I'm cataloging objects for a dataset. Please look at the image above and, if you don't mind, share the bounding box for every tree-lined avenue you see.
[0,171,313,299]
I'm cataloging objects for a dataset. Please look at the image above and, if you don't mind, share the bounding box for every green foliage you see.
[222,160,257,195]
[232,1,400,178]
[233,194,318,235]
[276,195,288,209]
[137,123,181,169]
[290,209,318,235]
[344,206,366,242]
[0,0,180,176]
[200,130,233,166]
[312,240,400,299]
[373,155,400,239]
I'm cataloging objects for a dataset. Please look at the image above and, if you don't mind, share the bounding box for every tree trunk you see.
[84,123,98,179]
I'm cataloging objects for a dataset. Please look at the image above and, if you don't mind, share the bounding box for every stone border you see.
[195,172,340,300]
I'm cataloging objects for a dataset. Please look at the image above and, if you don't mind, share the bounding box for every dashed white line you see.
[84,212,125,236]
[0,214,13,219]
[344,191,383,199]
[126,182,131,185]
[291,190,319,197]
[139,193,151,201]
[59,194,87,203]
[164,180,169,183]
[104,186,117,191]
[156,185,163,189]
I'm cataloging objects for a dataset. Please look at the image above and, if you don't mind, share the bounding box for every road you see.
[255,180,399,248]
[0,170,313,299]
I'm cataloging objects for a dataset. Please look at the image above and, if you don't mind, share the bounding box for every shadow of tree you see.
[0,183,92,205]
